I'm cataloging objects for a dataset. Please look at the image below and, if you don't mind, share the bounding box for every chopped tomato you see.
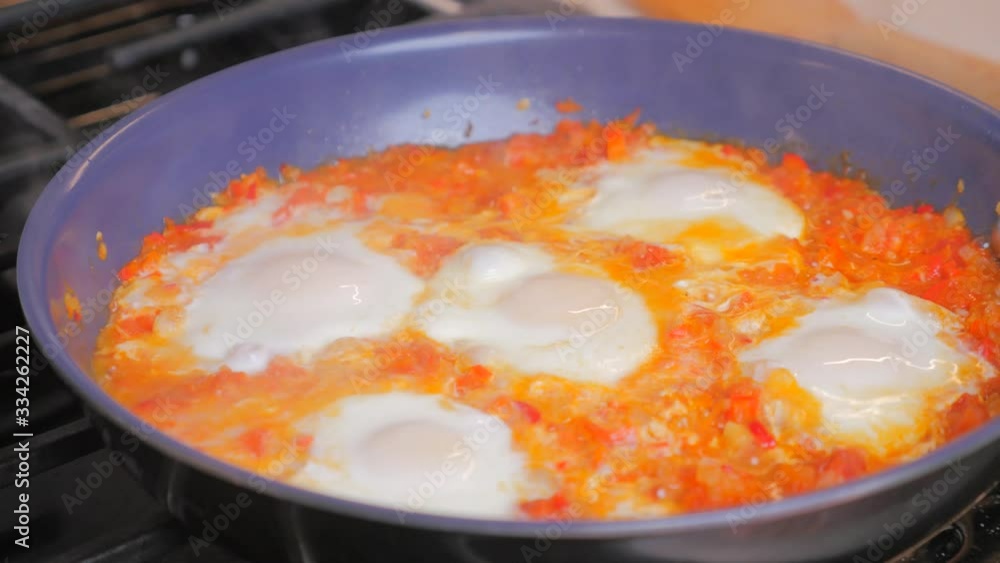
[169,219,209,231]
[604,122,627,161]
[609,427,636,445]
[132,397,179,429]
[504,134,545,167]
[229,176,258,203]
[622,109,642,127]
[384,341,442,375]
[115,310,158,337]
[917,279,950,305]
[63,290,82,322]
[272,184,325,225]
[239,427,273,459]
[817,448,867,488]
[747,421,776,449]
[725,385,760,424]
[513,400,541,423]
[497,191,530,216]
[489,396,541,423]
[555,98,583,113]
[618,240,675,269]
[667,325,688,339]
[520,492,570,519]
[391,232,462,276]
[143,231,167,248]
[455,365,493,396]
[944,394,989,440]
[563,417,612,446]
[739,263,797,285]
[781,153,809,171]
[346,189,368,215]
[117,253,161,282]
[279,163,301,181]
[770,263,797,283]
[162,220,221,251]
[293,434,314,450]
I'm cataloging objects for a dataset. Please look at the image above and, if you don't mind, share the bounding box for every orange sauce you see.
[91,116,1000,519]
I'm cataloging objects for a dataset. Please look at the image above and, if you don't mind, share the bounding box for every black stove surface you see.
[0,1,998,562]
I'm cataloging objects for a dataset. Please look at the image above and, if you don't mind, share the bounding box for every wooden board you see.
[632,0,1000,108]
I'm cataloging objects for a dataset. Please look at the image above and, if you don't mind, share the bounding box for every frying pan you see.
[16,16,1000,563]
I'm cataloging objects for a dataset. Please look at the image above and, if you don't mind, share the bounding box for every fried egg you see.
[181,224,423,373]
[740,287,983,452]
[290,392,534,518]
[416,242,657,385]
[568,146,804,261]
[116,190,359,314]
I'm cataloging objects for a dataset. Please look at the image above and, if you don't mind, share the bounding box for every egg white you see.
[566,146,804,261]
[114,187,358,312]
[740,287,984,452]
[416,242,657,385]
[290,392,534,518]
[180,223,424,373]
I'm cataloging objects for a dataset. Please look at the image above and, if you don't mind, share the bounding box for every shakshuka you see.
[86,112,1000,520]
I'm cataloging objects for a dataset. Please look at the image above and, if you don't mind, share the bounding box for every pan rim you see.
[17,14,1000,539]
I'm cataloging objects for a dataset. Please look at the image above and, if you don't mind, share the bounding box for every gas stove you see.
[0,1,997,562]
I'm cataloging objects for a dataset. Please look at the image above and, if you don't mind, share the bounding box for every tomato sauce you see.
[91,115,1000,520]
